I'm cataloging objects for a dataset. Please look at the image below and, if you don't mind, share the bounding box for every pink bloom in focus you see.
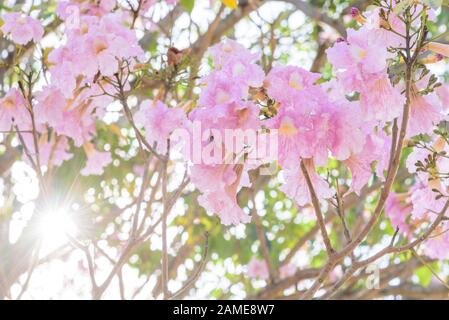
[266,104,332,168]
[406,145,431,183]
[198,71,248,108]
[406,90,443,138]
[0,88,29,131]
[363,8,405,48]
[358,73,404,122]
[134,100,186,154]
[1,12,44,45]
[327,103,365,161]
[327,28,390,78]
[199,40,264,109]
[209,39,260,68]
[267,92,364,168]
[188,100,261,161]
[344,131,391,194]
[209,39,264,88]
[83,33,118,77]
[191,164,251,225]
[264,66,322,110]
[265,109,302,168]
[327,28,404,122]
[247,257,269,280]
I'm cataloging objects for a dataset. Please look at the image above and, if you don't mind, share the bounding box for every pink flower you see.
[385,193,412,238]
[435,84,449,111]
[327,28,390,78]
[267,105,332,167]
[264,66,322,110]
[191,163,251,225]
[406,89,443,138]
[280,159,334,207]
[327,103,365,161]
[83,33,118,77]
[40,136,73,167]
[35,86,66,128]
[344,131,391,194]
[358,73,404,122]
[48,12,143,98]
[134,100,186,154]
[247,257,269,280]
[267,91,364,168]
[279,264,296,279]
[198,71,248,108]
[199,40,264,109]
[363,8,405,48]
[406,145,432,183]
[48,61,78,99]
[209,39,260,68]
[411,181,447,220]
[327,27,404,122]
[57,0,116,19]
[1,12,44,45]
[188,100,261,161]
[54,105,96,147]
[81,143,112,176]
[0,88,29,131]
[422,224,449,260]
[21,133,73,168]
[208,39,264,88]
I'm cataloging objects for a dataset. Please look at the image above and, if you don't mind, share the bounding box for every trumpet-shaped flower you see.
[1,12,44,45]
[280,159,334,207]
[81,143,112,176]
[0,88,29,131]
[134,100,186,154]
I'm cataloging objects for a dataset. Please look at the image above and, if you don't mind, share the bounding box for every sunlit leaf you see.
[221,0,238,9]
[180,0,195,13]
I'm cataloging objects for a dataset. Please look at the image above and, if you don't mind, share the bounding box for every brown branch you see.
[300,159,335,256]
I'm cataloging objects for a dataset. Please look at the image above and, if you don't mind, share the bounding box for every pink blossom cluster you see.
[324,8,449,258]
[1,3,145,175]
[3,3,449,261]
[383,137,449,258]
[1,12,44,45]
[134,100,187,154]
[187,39,265,226]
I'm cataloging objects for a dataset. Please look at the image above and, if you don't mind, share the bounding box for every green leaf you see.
[180,0,195,13]
[416,266,432,287]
